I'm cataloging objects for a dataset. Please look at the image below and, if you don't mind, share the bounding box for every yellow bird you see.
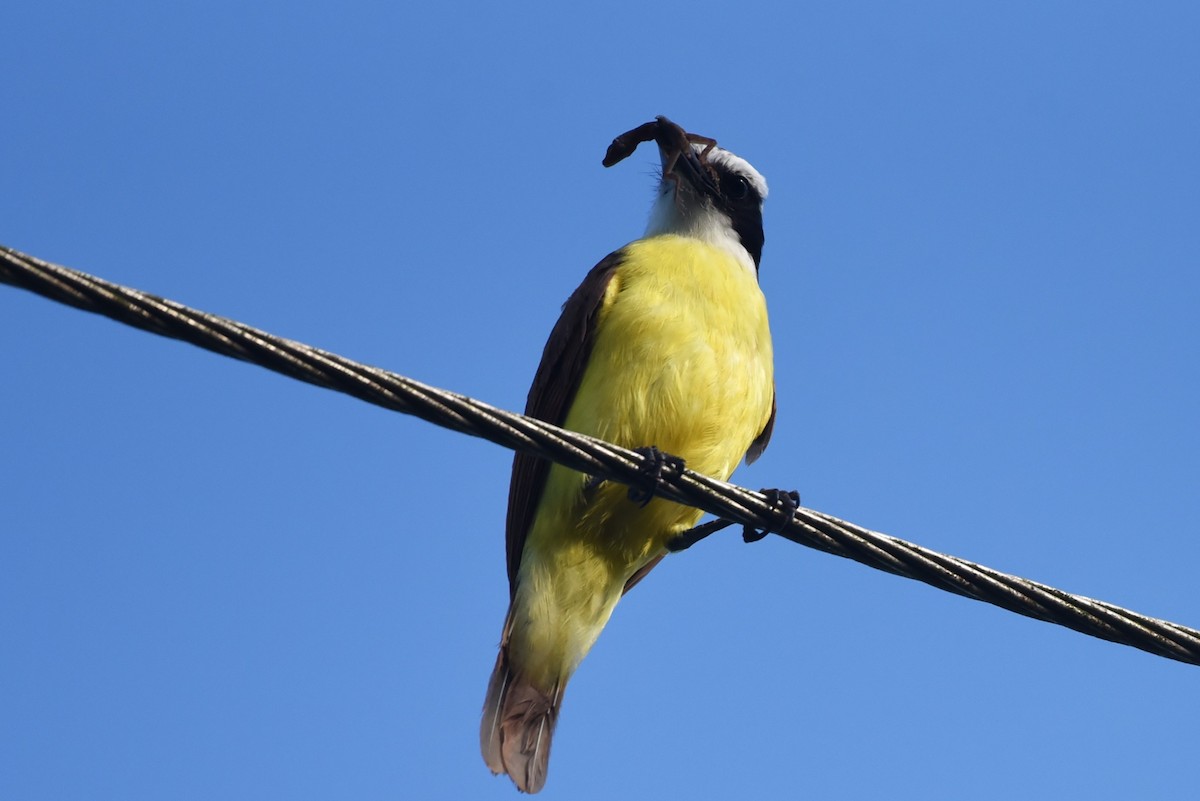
[481,118,776,793]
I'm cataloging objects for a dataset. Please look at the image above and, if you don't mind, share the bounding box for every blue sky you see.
[3,2,1198,799]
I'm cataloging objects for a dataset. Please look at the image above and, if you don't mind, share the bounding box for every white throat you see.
[642,146,766,276]
[644,191,756,275]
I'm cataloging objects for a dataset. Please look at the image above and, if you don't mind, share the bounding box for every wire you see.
[3,243,1198,666]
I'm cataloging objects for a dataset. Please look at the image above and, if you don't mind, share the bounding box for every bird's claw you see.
[627,446,684,507]
[743,488,800,543]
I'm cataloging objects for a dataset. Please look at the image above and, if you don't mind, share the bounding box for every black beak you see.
[602,115,721,199]
[664,140,720,199]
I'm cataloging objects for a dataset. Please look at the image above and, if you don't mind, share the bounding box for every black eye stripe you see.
[710,164,758,206]
[704,158,766,270]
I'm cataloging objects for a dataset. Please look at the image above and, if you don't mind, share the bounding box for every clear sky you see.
[3,2,1198,799]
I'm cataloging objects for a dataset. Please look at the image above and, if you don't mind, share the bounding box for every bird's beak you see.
[660,140,721,200]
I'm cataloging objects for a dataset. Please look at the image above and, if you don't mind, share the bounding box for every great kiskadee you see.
[481,118,775,793]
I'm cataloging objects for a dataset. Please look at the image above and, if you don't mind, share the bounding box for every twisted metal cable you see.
[3,243,1198,666]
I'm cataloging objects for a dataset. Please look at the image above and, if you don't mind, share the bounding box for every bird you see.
[481,117,776,793]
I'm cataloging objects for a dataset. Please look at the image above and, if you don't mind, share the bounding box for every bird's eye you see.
[726,175,750,201]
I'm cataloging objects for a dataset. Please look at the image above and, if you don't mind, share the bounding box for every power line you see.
[3,243,1198,666]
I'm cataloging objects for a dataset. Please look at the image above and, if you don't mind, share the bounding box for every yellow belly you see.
[510,234,774,686]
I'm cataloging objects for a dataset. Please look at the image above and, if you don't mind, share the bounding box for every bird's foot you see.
[666,518,737,552]
[627,446,685,507]
[743,489,801,543]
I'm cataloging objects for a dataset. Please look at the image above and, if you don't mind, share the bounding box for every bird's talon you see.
[742,488,800,543]
[741,526,769,543]
[627,446,684,507]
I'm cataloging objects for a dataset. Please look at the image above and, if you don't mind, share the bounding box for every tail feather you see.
[481,645,562,794]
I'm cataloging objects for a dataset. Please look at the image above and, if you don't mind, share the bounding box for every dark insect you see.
[601,115,718,185]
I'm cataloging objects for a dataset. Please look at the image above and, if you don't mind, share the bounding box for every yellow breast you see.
[512,234,774,683]
[567,235,773,481]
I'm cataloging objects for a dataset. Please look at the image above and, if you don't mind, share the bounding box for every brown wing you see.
[744,388,776,465]
[504,250,625,597]
[621,553,665,594]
